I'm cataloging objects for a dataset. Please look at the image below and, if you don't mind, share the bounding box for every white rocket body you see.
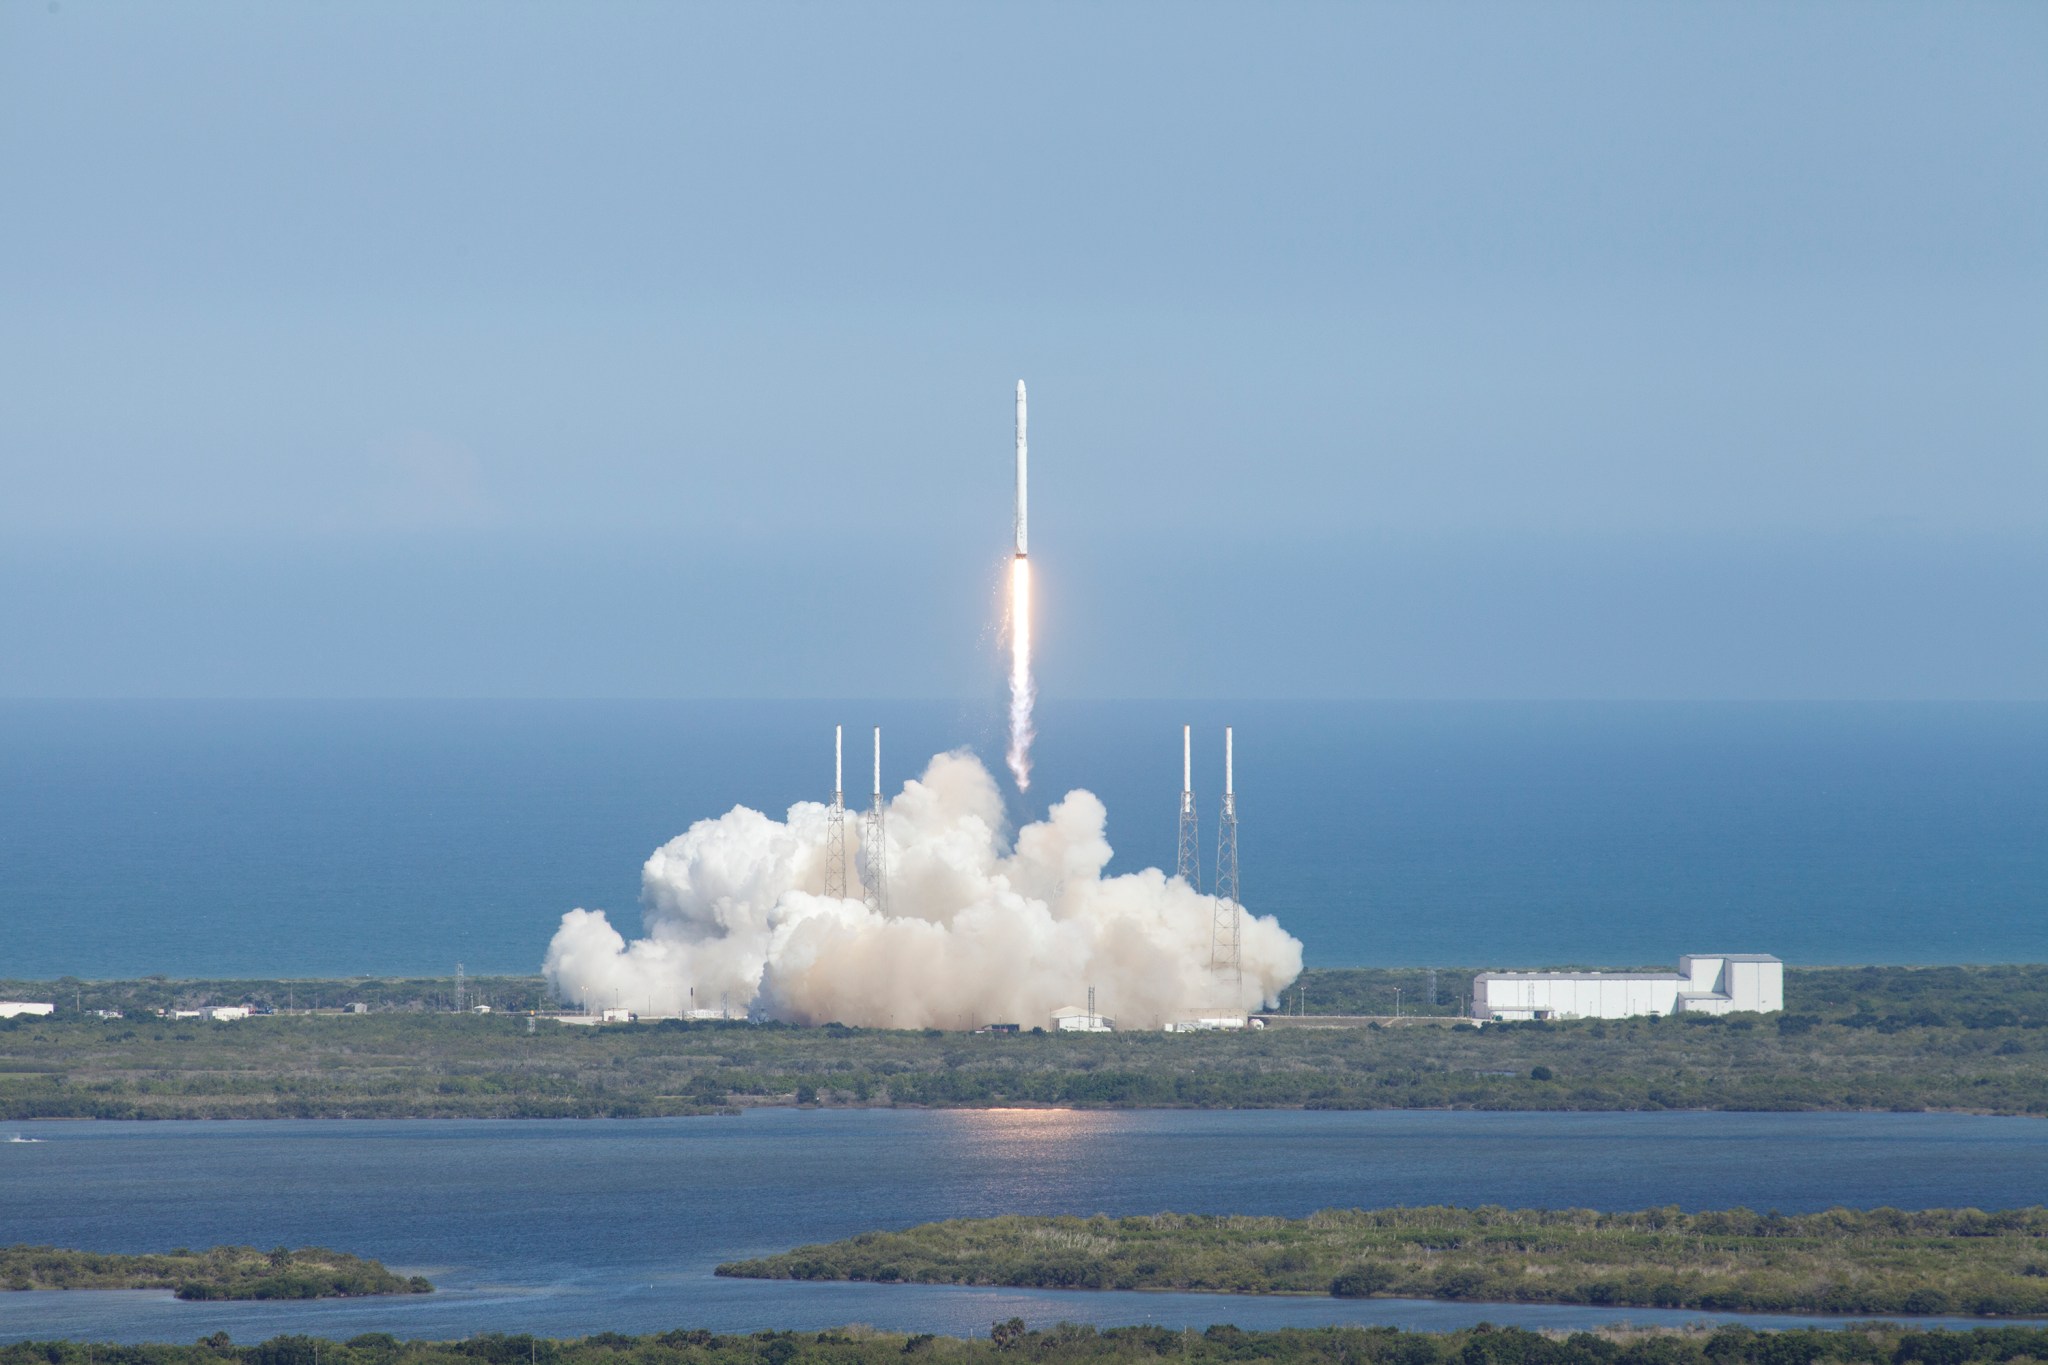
[1014,380,1028,558]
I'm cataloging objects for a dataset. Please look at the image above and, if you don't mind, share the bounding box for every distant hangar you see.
[1472,953,1783,1022]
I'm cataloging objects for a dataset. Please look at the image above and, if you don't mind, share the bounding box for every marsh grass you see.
[0,966,2043,1119]
[716,1207,2048,1316]
[0,1245,431,1299]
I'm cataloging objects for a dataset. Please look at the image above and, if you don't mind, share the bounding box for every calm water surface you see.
[3,1109,2045,1342]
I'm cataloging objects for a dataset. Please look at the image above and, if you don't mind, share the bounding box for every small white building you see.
[0,1001,54,1019]
[1050,1005,1114,1032]
[202,1005,251,1022]
[1472,954,1783,1022]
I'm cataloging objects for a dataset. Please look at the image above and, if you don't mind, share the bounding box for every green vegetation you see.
[0,1245,431,1299]
[0,976,546,1017]
[11,1323,2048,1365]
[0,966,2043,1119]
[717,1207,2048,1317]
[1279,969,1477,1017]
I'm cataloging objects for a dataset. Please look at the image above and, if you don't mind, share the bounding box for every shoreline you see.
[6,1104,2043,1126]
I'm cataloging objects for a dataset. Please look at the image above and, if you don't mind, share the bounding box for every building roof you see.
[1475,971,1683,983]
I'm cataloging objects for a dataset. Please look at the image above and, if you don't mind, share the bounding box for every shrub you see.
[1331,1264,1394,1298]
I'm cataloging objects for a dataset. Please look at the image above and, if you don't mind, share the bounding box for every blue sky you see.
[1,2,2043,699]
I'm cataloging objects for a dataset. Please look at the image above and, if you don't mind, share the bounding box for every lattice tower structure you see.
[1175,724,1201,892]
[454,962,466,1013]
[1210,727,1242,986]
[824,725,849,900]
[860,726,888,913]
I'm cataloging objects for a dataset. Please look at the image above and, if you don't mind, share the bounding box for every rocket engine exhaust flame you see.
[1006,379,1034,792]
[1006,555,1035,791]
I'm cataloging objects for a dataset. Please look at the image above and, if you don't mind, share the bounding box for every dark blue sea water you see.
[0,700,2043,979]
[3,1110,2044,1342]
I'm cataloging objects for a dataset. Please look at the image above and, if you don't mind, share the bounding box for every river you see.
[4,1109,2046,1342]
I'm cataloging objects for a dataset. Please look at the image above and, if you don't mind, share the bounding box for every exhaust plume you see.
[543,749,1302,1029]
[1007,380,1034,791]
[1006,557,1035,791]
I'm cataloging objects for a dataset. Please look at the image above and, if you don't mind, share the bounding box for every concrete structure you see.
[1050,1005,1113,1032]
[1472,954,1782,1022]
[0,1001,54,1019]
[202,1005,251,1021]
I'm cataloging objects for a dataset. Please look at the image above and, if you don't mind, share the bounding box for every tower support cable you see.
[1209,727,1242,988]
[860,726,888,913]
[824,725,849,900]
[1175,724,1201,893]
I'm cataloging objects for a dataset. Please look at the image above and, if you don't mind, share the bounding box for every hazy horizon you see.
[3,3,2042,701]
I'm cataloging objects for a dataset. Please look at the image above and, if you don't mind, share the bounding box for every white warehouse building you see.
[1472,954,1782,1022]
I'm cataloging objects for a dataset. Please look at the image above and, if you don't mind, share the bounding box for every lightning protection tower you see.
[824,725,849,899]
[1209,727,1242,986]
[1175,725,1201,892]
[861,726,888,913]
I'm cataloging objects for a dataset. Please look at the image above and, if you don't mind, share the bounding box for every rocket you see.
[1013,380,1028,558]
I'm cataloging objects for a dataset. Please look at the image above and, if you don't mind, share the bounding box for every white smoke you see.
[543,749,1303,1030]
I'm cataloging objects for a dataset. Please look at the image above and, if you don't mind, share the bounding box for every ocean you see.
[0,700,2042,980]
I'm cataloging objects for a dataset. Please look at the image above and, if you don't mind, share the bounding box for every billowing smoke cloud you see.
[544,750,1302,1030]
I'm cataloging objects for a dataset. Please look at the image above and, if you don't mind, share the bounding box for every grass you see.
[10,1321,2048,1365]
[716,1207,2048,1317]
[0,1244,431,1299]
[0,966,2043,1120]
